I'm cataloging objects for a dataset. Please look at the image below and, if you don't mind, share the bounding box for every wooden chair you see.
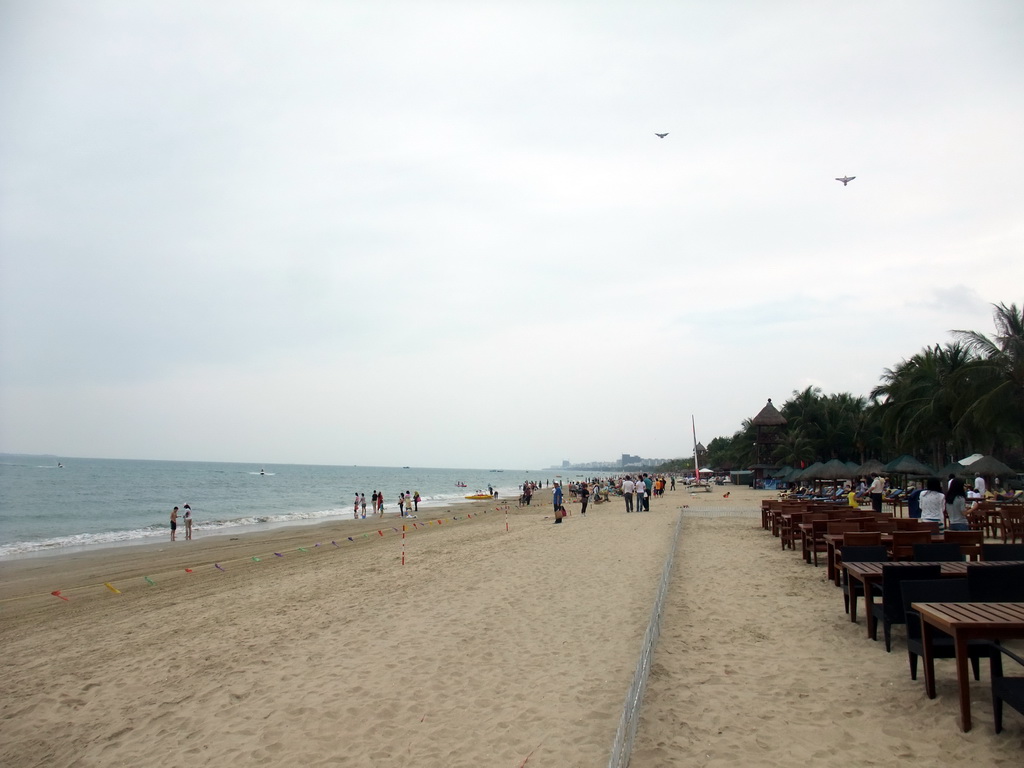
[891,530,932,561]
[943,530,983,561]
[999,508,1024,544]
[844,531,883,546]
[804,518,833,566]
[875,519,897,533]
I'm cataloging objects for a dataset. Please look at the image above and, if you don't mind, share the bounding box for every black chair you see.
[871,565,942,652]
[911,543,965,562]
[968,563,1024,601]
[981,543,1024,561]
[900,578,1001,684]
[840,545,888,615]
[993,645,1024,733]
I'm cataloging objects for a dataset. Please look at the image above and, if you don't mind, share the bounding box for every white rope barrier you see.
[606,508,685,768]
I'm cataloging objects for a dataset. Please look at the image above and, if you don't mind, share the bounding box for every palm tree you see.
[870,343,973,468]
[951,301,1024,453]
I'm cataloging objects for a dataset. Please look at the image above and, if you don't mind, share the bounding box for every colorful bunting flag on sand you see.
[104,582,121,594]
[144,576,156,586]
[51,590,69,601]
[215,563,226,571]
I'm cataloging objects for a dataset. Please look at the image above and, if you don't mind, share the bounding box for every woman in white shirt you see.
[919,477,946,531]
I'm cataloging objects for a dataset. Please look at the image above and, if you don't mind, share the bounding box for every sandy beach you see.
[2,486,1021,766]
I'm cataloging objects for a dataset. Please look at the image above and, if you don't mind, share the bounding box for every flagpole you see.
[692,415,700,482]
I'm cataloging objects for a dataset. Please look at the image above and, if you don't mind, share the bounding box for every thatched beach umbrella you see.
[816,458,855,481]
[797,462,824,481]
[884,455,935,477]
[884,455,936,491]
[772,465,793,479]
[940,462,968,479]
[962,455,1016,477]
[845,461,860,474]
[856,459,887,476]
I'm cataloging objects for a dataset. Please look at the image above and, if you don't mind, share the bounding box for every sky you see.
[1,1,1022,469]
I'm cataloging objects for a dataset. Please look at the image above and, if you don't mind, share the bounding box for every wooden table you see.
[826,533,944,585]
[840,561,1020,638]
[911,601,1024,732]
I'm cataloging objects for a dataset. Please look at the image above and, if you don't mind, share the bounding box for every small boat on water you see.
[456,482,467,487]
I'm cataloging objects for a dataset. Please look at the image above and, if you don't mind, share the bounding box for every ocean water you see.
[0,455,543,558]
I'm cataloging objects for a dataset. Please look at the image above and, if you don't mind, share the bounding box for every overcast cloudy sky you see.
[1,1,1021,469]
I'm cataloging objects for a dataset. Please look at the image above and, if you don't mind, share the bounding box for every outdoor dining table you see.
[911,601,1024,732]
[825,533,944,585]
[840,561,1022,638]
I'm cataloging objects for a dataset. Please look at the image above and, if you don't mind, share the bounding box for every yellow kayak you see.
[464,493,492,500]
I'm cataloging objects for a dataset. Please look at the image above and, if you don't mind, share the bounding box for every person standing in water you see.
[170,506,178,541]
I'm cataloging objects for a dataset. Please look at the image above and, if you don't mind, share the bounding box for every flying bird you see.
[655,132,668,138]
[836,175,855,186]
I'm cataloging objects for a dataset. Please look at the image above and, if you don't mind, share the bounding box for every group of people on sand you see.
[549,473,671,523]
[352,490,421,519]
[169,504,193,541]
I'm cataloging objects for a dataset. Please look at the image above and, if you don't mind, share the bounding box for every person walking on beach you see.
[622,476,635,512]
[183,504,193,541]
[552,482,563,514]
[354,494,360,519]
[643,474,654,510]
[413,491,420,512]
[377,492,385,516]
[398,492,405,517]
[579,482,590,516]
[360,493,367,518]
[371,491,378,514]
[170,506,178,541]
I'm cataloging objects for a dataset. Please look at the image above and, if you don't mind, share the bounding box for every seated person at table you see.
[906,483,922,519]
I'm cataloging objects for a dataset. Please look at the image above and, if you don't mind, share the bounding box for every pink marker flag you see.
[51,590,69,601]
[184,568,193,573]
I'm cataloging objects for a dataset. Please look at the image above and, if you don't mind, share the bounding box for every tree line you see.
[702,301,1024,473]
